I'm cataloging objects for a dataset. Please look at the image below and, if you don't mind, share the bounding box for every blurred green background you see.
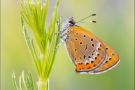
[1,0,134,90]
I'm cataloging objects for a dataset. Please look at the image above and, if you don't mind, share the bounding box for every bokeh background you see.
[1,0,134,90]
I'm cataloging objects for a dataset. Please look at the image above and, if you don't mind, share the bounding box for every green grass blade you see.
[21,18,41,76]
[28,71,35,90]
[12,72,19,90]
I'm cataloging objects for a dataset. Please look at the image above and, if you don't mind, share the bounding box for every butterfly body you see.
[60,17,120,74]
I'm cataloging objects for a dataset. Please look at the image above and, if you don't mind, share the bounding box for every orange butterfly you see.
[59,14,120,74]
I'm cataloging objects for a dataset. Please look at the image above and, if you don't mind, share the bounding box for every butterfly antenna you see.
[77,20,97,23]
[76,14,96,23]
[58,13,67,20]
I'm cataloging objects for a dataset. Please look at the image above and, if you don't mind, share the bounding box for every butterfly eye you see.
[69,20,75,25]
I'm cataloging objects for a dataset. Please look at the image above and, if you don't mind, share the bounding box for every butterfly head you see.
[61,17,75,29]
[60,17,76,42]
[67,17,76,26]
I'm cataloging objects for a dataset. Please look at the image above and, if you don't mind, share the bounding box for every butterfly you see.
[59,14,120,74]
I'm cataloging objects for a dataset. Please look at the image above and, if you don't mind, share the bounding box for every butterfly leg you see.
[54,41,65,52]
[55,31,60,35]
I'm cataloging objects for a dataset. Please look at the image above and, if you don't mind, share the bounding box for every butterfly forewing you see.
[65,26,107,73]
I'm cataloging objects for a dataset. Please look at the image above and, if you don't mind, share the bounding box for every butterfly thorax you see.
[60,17,75,42]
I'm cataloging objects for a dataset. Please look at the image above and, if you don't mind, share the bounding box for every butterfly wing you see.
[65,26,119,74]
[65,26,106,73]
[93,41,120,74]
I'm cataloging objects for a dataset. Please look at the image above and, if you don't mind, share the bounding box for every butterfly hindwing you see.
[93,41,120,74]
